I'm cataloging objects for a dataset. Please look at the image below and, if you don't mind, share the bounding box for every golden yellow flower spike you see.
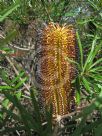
[35,22,76,118]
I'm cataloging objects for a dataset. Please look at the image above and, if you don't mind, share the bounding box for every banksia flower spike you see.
[35,22,76,118]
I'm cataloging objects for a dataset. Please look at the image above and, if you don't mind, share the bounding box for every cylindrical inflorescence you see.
[35,22,76,118]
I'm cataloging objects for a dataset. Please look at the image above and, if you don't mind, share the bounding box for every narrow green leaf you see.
[94,22,102,30]
[45,104,53,134]
[0,30,17,48]
[2,99,9,108]
[14,77,27,89]
[77,19,94,25]
[72,116,87,136]
[0,70,11,85]
[75,76,81,104]
[81,119,102,134]
[76,90,80,105]
[15,91,22,99]
[89,73,102,81]
[89,58,102,70]
[82,77,91,93]
[83,36,102,72]
[3,92,33,135]
[30,89,43,132]
[76,31,83,69]
[90,67,102,72]
[0,1,20,22]
[95,123,102,136]
[0,86,12,90]
[10,71,25,85]
[87,0,99,10]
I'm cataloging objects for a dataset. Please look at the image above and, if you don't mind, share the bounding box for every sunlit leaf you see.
[0,1,20,22]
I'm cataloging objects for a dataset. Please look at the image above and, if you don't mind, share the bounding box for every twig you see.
[42,101,95,136]
[0,34,34,51]
[81,89,89,96]
[52,116,61,136]
[10,44,34,51]
[9,42,35,51]
[16,130,20,136]
[42,101,93,126]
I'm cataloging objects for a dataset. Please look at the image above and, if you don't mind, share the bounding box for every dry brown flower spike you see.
[35,22,76,118]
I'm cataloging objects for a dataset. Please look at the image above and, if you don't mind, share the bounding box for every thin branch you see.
[0,34,34,51]
[42,101,93,126]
